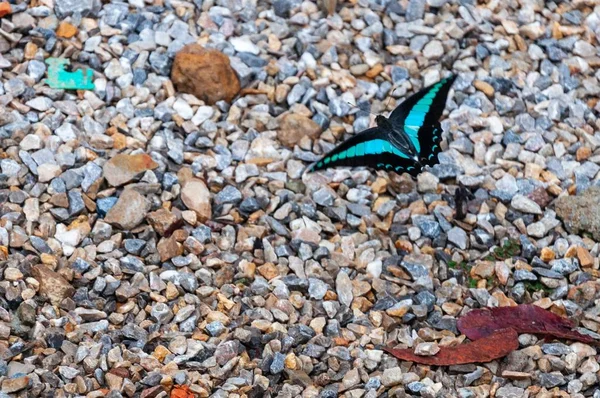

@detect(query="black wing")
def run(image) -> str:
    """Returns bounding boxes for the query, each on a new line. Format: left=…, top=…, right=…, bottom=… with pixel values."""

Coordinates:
left=305, top=127, right=421, bottom=176
left=389, top=75, right=456, bottom=166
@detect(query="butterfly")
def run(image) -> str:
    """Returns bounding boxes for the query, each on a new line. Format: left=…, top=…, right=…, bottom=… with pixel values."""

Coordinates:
left=306, top=75, right=457, bottom=177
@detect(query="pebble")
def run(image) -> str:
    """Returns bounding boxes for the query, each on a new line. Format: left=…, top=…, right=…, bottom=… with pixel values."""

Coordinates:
left=180, top=178, right=211, bottom=222
left=104, top=188, right=150, bottom=230
left=415, top=342, right=440, bottom=356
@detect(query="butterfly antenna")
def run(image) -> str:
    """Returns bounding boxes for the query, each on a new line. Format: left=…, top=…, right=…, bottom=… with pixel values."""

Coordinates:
left=346, top=101, right=378, bottom=118
left=385, top=86, right=401, bottom=111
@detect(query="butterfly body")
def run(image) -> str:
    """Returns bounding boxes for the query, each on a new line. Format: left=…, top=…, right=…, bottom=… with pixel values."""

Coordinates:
left=306, top=75, right=457, bottom=177
left=374, top=114, right=421, bottom=165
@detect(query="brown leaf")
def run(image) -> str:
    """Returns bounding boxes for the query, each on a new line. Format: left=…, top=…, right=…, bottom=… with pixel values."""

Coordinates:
left=457, top=304, right=596, bottom=344
left=382, top=328, right=519, bottom=366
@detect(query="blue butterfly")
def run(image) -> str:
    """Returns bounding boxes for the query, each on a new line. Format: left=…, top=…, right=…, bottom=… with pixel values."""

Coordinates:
left=306, top=75, right=457, bottom=177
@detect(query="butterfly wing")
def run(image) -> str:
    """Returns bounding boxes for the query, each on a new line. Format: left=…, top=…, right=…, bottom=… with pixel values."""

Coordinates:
left=389, top=75, right=456, bottom=166
left=306, top=127, right=420, bottom=176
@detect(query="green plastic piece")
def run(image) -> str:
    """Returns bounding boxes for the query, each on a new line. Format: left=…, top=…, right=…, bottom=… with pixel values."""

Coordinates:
left=45, top=58, right=95, bottom=90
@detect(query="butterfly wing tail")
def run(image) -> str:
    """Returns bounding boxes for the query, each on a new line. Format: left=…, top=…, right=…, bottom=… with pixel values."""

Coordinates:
left=422, top=121, right=444, bottom=167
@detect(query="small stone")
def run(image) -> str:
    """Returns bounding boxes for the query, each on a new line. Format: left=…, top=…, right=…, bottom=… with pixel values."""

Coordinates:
left=495, top=386, right=525, bottom=398
left=511, top=195, right=542, bottom=215
left=309, top=278, right=328, bottom=300
left=181, top=179, right=211, bottom=222
left=448, top=227, right=468, bottom=250
left=56, top=22, right=78, bottom=38
left=215, top=341, right=239, bottom=366
left=230, top=36, right=260, bottom=55
left=147, top=208, right=179, bottom=236
left=157, top=236, right=182, bottom=262
left=54, top=0, right=93, bottom=17
left=104, top=189, right=150, bottom=230
left=540, top=248, right=555, bottom=262
left=381, top=367, right=403, bottom=386
left=270, top=352, right=285, bottom=374
left=576, top=246, right=594, bottom=267
left=32, top=265, right=75, bottom=306
left=336, top=271, right=353, bottom=307
left=474, top=80, right=495, bottom=97
left=423, top=40, right=444, bottom=58
left=278, top=113, right=321, bottom=147
left=414, top=342, right=440, bottom=356
left=38, top=164, right=62, bottom=182
left=417, top=172, right=438, bottom=192
left=192, top=106, right=214, bottom=126
left=26, top=97, right=53, bottom=111
left=214, top=185, right=242, bottom=205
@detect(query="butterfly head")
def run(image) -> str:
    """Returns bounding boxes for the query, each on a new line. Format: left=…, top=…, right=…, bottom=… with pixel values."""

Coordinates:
left=375, top=115, right=391, bottom=129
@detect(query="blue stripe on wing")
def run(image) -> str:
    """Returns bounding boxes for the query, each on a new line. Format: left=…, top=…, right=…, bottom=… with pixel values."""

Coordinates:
left=306, top=128, right=418, bottom=174
left=388, top=75, right=457, bottom=168
left=402, top=80, right=445, bottom=152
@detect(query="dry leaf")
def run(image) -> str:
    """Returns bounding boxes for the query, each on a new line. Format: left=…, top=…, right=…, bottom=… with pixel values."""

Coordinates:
left=457, top=304, right=596, bottom=344
left=382, top=328, right=519, bottom=365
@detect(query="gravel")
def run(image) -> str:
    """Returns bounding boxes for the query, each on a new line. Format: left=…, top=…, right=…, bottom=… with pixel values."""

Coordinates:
left=1, top=0, right=600, bottom=397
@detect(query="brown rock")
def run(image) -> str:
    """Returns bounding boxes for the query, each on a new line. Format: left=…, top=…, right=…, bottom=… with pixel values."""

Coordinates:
left=257, top=263, right=279, bottom=280
left=104, top=188, right=150, bottom=230
left=555, top=186, right=600, bottom=240
left=32, top=265, right=75, bottom=306
left=365, top=63, right=383, bottom=78
left=576, top=246, right=594, bottom=267
left=157, top=236, right=182, bottom=262
left=495, top=261, right=510, bottom=285
left=56, top=22, right=78, bottom=38
left=147, top=208, right=179, bottom=236
left=278, top=113, right=321, bottom=147
left=577, top=146, right=592, bottom=161
left=473, top=80, right=494, bottom=97
left=2, top=376, right=29, bottom=393
left=50, top=192, right=69, bottom=208
left=103, top=153, right=158, bottom=187
left=181, top=179, right=211, bottom=222
left=567, top=281, right=597, bottom=305
left=105, top=373, right=123, bottom=391
left=171, top=44, right=240, bottom=105
left=540, top=247, right=555, bottom=262
left=527, top=187, right=551, bottom=208
left=470, top=261, right=495, bottom=279
left=140, top=386, right=164, bottom=398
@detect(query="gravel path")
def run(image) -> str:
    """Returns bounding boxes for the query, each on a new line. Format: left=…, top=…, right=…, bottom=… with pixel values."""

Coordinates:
left=1, top=0, right=600, bottom=397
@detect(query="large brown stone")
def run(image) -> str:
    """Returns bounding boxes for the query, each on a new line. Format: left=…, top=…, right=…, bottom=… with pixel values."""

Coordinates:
left=103, top=153, right=158, bottom=187
left=171, top=44, right=241, bottom=105
left=555, top=186, right=600, bottom=240
left=2, top=376, right=29, bottom=393
left=32, top=265, right=75, bottom=306
left=278, top=113, right=322, bottom=147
